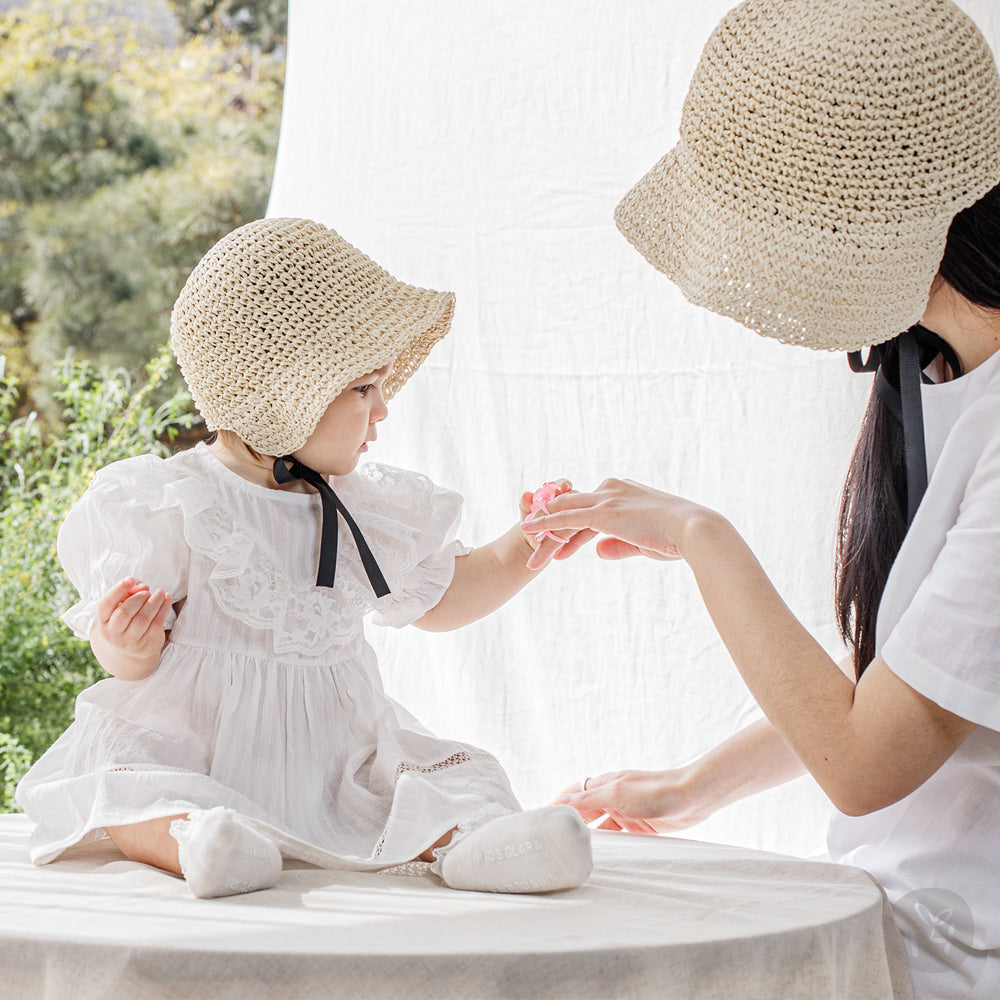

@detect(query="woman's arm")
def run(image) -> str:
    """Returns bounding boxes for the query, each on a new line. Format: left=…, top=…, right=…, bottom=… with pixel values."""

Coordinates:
left=89, top=577, right=173, bottom=681
left=556, top=717, right=808, bottom=833
left=525, top=479, right=976, bottom=816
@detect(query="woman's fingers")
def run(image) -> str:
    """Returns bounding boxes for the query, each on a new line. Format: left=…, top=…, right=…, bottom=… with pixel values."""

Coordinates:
left=594, top=536, right=681, bottom=562
left=550, top=782, right=605, bottom=823
left=522, top=484, right=630, bottom=545
left=552, top=528, right=599, bottom=560
left=521, top=479, right=595, bottom=569
left=555, top=771, right=680, bottom=835
left=594, top=537, right=645, bottom=560
left=524, top=478, right=694, bottom=561
left=555, top=774, right=623, bottom=816
left=612, top=813, right=659, bottom=835
left=556, top=778, right=660, bottom=834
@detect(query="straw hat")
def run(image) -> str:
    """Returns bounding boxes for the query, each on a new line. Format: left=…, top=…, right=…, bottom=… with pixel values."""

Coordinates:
left=615, top=0, right=1000, bottom=352
left=170, top=218, right=455, bottom=455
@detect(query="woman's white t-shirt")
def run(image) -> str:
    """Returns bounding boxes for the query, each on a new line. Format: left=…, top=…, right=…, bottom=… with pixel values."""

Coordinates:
left=827, top=347, right=1000, bottom=1000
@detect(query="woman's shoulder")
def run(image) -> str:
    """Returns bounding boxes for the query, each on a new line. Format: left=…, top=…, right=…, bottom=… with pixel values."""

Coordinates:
left=950, top=380, right=1000, bottom=463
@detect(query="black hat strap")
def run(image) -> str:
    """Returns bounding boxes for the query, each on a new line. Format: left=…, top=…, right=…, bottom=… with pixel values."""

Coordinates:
left=847, top=323, right=961, bottom=527
left=273, top=456, right=391, bottom=597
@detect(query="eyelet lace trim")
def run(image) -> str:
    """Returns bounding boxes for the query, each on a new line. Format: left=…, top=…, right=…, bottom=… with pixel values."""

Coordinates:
left=379, top=860, right=433, bottom=878
left=371, top=751, right=498, bottom=860
left=394, top=750, right=475, bottom=781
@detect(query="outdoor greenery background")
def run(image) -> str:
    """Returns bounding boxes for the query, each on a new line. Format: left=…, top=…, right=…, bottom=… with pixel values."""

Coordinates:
left=0, top=0, right=286, bottom=810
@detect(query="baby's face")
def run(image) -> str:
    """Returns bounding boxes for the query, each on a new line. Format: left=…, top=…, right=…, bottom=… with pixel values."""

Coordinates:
left=294, top=363, right=392, bottom=476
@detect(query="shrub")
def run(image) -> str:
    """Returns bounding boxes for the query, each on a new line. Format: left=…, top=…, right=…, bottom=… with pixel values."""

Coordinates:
left=0, top=348, right=193, bottom=810
left=0, top=1, right=284, bottom=392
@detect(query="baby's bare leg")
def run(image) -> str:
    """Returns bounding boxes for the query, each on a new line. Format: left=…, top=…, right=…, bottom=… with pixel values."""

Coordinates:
left=105, top=814, right=187, bottom=874
left=110, top=809, right=282, bottom=898
left=419, top=827, right=455, bottom=862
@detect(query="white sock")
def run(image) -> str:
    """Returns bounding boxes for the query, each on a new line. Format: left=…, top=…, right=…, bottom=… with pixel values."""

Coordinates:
left=438, top=805, right=592, bottom=894
left=170, top=807, right=282, bottom=899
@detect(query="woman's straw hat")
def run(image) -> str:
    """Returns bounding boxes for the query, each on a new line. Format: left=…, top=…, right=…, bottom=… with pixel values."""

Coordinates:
left=170, top=218, right=455, bottom=455
left=615, top=0, right=1000, bottom=351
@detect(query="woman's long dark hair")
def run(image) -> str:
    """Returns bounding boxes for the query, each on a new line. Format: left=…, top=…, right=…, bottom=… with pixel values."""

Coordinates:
left=835, top=182, right=1000, bottom=679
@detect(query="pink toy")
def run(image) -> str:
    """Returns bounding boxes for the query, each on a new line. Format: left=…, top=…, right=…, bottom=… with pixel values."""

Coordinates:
left=527, top=480, right=571, bottom=543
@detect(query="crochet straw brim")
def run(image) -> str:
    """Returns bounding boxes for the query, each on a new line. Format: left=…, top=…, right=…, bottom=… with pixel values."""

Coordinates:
left=614, top=143, right=957, bottom=353
left=614, top=0, right=1000, bottom=352
left=209, top=283, right=454, bottom=457
left=171, top=218, right=455, bottom=456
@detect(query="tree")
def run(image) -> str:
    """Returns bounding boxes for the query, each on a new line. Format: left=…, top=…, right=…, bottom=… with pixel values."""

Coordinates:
left=172, top=0, right=287, bottom=53
left=0, top=0, right=285, bottom=407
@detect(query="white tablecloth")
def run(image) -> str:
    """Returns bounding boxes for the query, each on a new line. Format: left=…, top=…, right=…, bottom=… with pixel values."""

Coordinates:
left=0, top=814, right=910, bottom=999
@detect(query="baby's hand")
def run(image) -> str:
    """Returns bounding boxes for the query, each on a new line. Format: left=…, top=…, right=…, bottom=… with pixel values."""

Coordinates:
left=93, top=577, right=173, bottom=662
left=520, top=479, right=576, bottom=570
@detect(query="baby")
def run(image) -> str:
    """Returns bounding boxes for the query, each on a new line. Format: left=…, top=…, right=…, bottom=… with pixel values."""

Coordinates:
left=16, top=218, right=592, bottom=897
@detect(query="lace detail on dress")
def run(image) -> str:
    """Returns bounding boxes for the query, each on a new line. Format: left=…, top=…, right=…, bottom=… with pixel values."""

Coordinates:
left=180, top=499, right=368, bottom=656
left=394, top=751, right=474, bottom=781
left=379, top=860, right=433, bottom=877
left=86, top=451, right=463, bottom=657
left=370, top=751, right=497, bottom=860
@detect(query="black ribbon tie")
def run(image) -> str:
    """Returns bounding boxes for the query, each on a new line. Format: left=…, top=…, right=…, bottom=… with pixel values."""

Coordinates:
left=273, top=456, right=391, bottom=597
left=847, top=323, right=961, bottom=528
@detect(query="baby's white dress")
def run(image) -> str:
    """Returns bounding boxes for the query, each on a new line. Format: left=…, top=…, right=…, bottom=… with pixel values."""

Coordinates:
left=16, top=443, right=520, bottom=867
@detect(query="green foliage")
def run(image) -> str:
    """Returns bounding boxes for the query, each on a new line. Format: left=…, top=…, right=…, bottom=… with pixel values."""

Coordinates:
left=0, top=734, right=32, bottom=813
left=0, top=349, right=193, bottom=811
left=23, top=146, right=274, bottom=370
left=0, top=0, right=285, bottom=395
left=172, top=0, right=287, bottom=52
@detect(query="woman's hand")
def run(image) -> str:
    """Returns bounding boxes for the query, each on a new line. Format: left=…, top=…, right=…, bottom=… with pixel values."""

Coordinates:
left=552, top=768, right=711, bottom=835
left=553, top=721, right=810, bottom=836
left=521, top=477, right=716, bottom=566
left=90, top=577, right=173, bottom=680
left=519, top=478, right=597, bottom=570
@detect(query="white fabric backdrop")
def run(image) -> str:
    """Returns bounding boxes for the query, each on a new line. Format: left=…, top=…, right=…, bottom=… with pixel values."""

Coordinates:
left=267, top=0, right=1000, bottom=857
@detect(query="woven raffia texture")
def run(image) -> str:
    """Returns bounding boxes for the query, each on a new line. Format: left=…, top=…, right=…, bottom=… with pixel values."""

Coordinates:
left=170, top=218, right=455, bottom=455
left=615, top=0, right=1000, bottom=351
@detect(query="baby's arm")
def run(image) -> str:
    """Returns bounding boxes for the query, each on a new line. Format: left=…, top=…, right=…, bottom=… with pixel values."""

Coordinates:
left=412, top=482, right=578, bottom=633
left=89, top=577, right=173, bottom=681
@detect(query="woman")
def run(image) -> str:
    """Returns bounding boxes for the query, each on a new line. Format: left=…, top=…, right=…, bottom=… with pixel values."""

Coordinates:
left=522, top=0, right=1000, bottom=996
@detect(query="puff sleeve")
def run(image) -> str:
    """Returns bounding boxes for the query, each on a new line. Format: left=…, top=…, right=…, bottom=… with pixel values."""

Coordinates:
left=56, top=455, right=191, bottom=640
left=351, top=464, right=471, bottom=629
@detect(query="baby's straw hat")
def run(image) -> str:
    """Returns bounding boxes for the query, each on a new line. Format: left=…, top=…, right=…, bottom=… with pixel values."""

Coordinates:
left=170, top=217, right=455, bottom=456
left=615, top=0, right=1000, bottom=351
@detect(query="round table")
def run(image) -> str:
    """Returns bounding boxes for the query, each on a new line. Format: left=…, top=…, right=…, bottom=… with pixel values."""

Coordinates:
left=0, top=814, right=910, bottom=999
